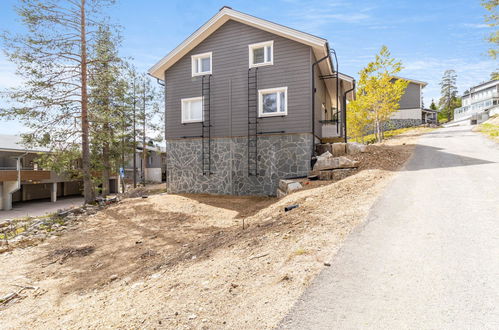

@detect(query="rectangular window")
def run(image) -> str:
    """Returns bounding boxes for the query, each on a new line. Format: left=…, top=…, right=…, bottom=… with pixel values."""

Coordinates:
left=258, top=87, right=287, bottom=117
left=249, top=41, right=273, bottom=67
left=191, top=52, right=212, bottom=76
left=181, top=97, right=203, bottom=123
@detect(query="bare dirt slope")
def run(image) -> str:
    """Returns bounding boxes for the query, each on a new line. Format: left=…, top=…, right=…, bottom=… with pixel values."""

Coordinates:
left=0, top=128, right=431, bottom=329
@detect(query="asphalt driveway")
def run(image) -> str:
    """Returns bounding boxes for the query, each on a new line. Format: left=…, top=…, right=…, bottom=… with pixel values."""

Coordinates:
left=280, top=126, right=499, bottom=329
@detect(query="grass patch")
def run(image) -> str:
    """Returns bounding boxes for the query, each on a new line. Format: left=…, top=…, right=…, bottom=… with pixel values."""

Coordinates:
left=477, top=123, right=499, bottom=140
left=349, top=127, right=420, bottom=144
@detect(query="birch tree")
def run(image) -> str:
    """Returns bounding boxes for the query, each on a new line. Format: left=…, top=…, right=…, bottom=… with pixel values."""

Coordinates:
left=347, top=46, right=408, bottom=143
left=1, top=0, right=115, bottom=203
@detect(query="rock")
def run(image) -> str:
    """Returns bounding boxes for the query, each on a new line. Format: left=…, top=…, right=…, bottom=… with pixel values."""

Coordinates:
left=188, top=314, right=197, bottom=320
left=318, top=171, right=334, bottom=180
left=313, top=154, right=359, bottom=171
left=276, top=188, right=287, bottom=198
left=316, top=151, right=332, bottom=161
left=278, top=180, right=302, bottom=193
left=315, top=143, right=333, bottom=155
left=109, top=274, right=118, bottom=281
left=333, top=168, right=356, bottom=180
left=331, top=143, right=346, bottom=156
left=346, top=142, right=367, bottom=155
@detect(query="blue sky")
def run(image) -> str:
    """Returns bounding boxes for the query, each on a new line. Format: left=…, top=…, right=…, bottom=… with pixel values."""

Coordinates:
left=0, top=0, right=497, bottom=134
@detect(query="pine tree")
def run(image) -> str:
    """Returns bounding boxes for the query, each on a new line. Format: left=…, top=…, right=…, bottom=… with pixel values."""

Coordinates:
left=89, top=24, right=126, bottom=196
left=430, top=99, right=438, bottom=110
left=438, top=70, right=459, bottom=122
left=1, top=0, right=115, bottom=203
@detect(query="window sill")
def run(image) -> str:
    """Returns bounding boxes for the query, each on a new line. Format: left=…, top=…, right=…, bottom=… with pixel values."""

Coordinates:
left=258, top=113, right=287, bottom=118
left=192, top=72, right=212, bottom=77
left=181, top=120, right=204, bottom=124
left=250, top=62, right=273, bottom=69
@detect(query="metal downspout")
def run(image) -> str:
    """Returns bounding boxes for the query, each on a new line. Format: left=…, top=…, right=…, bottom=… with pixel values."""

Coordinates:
left=343, top=80, right=356, bottom=143
left=311, top=53, right=330, bottom=162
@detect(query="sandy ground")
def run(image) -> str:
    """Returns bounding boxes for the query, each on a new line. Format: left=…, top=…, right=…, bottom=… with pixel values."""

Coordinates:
left=0, top=128, right=432, bottom=329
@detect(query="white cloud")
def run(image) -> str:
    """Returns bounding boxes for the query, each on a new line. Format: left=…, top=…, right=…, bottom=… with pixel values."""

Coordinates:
left=463, top=23, right=490, bottom=29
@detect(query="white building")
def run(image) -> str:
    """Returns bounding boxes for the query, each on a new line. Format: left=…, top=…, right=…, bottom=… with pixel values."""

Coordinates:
left=454, top=79, right=499, bottom=124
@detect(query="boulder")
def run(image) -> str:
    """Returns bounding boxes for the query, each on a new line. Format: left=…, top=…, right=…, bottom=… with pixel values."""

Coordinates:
left=333, top=168, right=356, bottom=180
left=316, top=143, right=333, bottom=156
left=346, top=142, right=367, bottom=155
left=278, top=179, right=303, bottom=193
left=276, top=188, right=287, bottom=198
left=318, top=171, right=334, bottom=180
left=313, top=153, right=359, bottom=171
left=331, top=143, right=346, bottom=156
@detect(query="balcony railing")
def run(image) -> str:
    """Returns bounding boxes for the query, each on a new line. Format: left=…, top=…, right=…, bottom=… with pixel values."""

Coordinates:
left=0, top=170, right=51, bottom=182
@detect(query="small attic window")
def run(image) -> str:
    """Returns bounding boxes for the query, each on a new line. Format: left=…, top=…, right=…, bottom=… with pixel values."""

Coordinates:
left=191, top=52, right=212, bottom=76
left=249, top=41, right=273, bottom=68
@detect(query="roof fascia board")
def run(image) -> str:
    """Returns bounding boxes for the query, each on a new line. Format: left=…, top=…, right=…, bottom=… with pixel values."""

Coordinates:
left=149, top=8, right=329, bottom=79
left=392, top=75, right=428, bottom=87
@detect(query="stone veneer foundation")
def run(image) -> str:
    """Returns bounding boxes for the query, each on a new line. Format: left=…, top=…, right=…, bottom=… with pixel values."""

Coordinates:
left=166, top=133, right=313, bottom=196
left=383, top=119, right=423, bottom=130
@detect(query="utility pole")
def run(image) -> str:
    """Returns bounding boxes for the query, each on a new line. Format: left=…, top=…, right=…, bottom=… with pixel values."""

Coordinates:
left=132, top=80, right=137, bottom=188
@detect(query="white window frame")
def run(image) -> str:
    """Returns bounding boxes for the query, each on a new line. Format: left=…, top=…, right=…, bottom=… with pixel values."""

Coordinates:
left=181, top=96, right=203, bottom=123
left=191, top=52, right=212, bottom=77
left=258, top=87, right=287, bottom=117
left=249, top=41, right=273, bottom=68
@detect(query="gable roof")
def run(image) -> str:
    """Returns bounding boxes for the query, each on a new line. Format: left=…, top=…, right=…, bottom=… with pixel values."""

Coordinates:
left=148, top=6, right=334, bottom=80
left=392, top=76, right=428, bottom=87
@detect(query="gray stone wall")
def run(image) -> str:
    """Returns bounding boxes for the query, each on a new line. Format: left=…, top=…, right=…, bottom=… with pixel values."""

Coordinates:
left=382, top=119, right=422, bottom=131
left=167, top=133, right=312, bottom=196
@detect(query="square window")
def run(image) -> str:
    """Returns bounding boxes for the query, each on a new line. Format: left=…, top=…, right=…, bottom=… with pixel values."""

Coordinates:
left=258, top=87, right=287, bottom=117
left=249, top=41, right=273, bottom=67
left=181, top=97, right=203, bottom=123
left=191, top=52, right=212, bottom=76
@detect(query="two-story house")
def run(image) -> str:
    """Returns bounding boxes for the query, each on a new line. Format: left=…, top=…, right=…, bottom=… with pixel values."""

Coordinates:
left=388, top=76, right=436, bottom=129
left=149, top=7, right=355, bottom=195
left=454, top=79, right=499, bottom=124
left=0, top=134, right=119, bottom=211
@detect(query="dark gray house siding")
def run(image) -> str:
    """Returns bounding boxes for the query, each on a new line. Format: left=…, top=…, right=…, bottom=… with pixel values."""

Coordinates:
left=384, top=81, right=424, bottom=130
left=165, top=20, right=313, bottom=139
left=399, top=82, right=422, bottom=109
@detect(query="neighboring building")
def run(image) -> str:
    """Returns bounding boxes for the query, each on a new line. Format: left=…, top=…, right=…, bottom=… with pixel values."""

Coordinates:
left=124, top=143, right=166, bottom=184
left=0, top=135, right=118, bottom=211
left=454, top=79, right=499, bottom=124
left=149, top=7, right=354, bottom=196
left=389, top=76, right=436, bottom=128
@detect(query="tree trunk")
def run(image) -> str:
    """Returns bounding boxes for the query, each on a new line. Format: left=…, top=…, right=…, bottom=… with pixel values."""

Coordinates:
left=132, top=82, right=137, bottom=188
left=142, top=81, right=147, bottom=186
left=375, top=117, right=382, bottom=143
left=80, top=0, right=94, bottom=204
left=102, top=123, right=110, bottom=196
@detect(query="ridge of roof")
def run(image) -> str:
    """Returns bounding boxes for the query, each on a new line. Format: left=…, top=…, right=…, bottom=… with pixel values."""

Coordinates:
left=149, top=7, right=331, bottom=79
